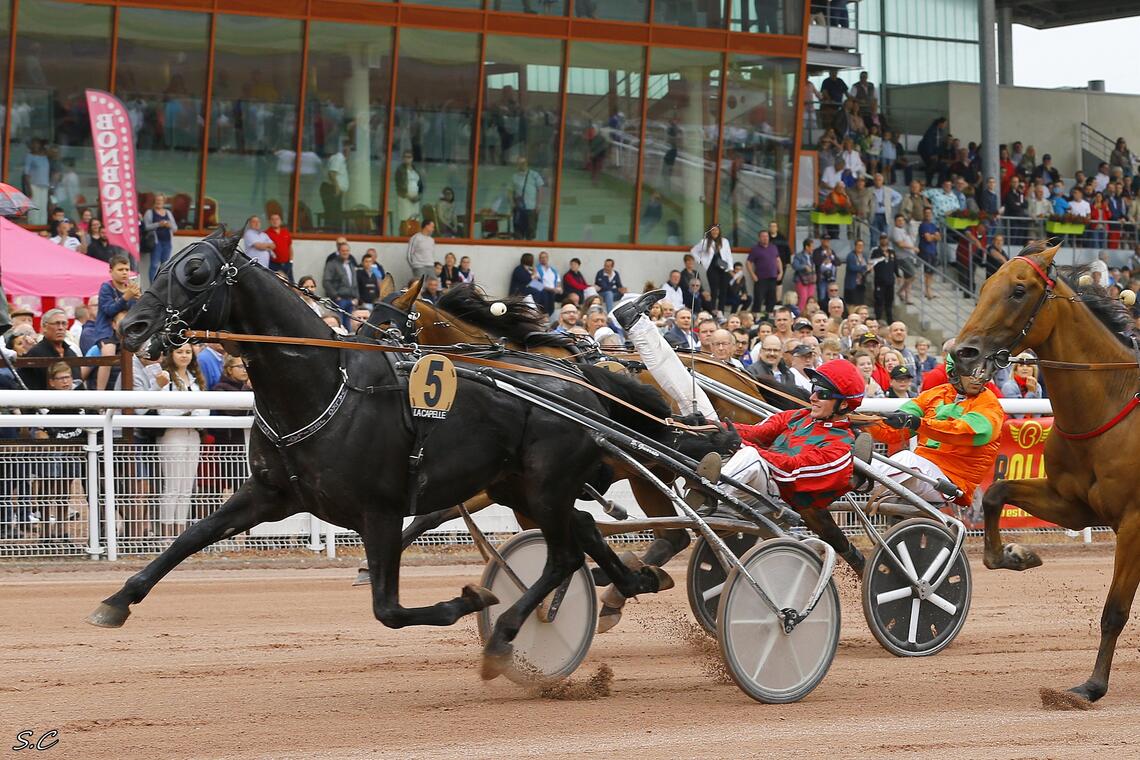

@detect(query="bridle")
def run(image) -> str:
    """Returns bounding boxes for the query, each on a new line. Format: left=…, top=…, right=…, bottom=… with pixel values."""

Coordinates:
left=147, top=235, right=257, bottom=353
left=979, top=255, right=1058, bottom=373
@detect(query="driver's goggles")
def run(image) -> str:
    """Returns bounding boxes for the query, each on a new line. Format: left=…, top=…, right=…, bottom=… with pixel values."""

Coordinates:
left=811, top=383, right=842, bottom=400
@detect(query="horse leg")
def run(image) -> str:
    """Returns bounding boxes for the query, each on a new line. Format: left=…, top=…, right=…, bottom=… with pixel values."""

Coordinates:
left=568, top=509, right=673, bottom=598
left=596, top=477, right=688, bottom=632
left=481, top=510, right=584, bottom=680
left=801, top=507, right=864, bottom=575
left=88, top=481, right=291, bottom=627
left=1067, top=515, right=1140, bottom=703
left=981, top=478, right=1095, bottom=571
left=363, top=511, right=497, bottom=629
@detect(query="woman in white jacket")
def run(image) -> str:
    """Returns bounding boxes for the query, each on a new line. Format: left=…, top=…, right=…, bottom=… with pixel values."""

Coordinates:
left=157, top=344, right=209, bottom=536
left=689, top=223, right=733, bottom=315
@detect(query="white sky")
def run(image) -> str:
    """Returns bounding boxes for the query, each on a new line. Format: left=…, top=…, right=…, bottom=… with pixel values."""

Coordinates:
left=1013, top=18, right=1140, bottom=94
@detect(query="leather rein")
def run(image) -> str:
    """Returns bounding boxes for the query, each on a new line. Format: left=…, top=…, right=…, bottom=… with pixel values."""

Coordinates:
left=182, top=328, right=720, bottom=435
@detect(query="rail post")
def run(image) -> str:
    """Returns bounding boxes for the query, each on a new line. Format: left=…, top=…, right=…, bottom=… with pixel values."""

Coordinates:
left=85, top=429, right=103, bottom=559
left=307, top=513, right=323, bottom=552
left=325, top=521, right=336, bottom=558
left=101, top=412, right=119, bottom=562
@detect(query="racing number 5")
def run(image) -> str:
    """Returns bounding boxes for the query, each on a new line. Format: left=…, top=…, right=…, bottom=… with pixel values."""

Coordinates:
left=423, top=359, right=444, bottom=408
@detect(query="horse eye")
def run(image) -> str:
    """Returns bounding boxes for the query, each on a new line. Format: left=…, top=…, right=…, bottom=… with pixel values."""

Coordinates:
left=1012, top=285, right=1026, bottom=299
left=184, top=258, right=213, bottom=286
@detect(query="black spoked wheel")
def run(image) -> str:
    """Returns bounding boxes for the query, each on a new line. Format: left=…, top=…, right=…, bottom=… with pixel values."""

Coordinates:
left=861, top=518, right=972, bottom=657
left=686, top=531, right=761, bottom=635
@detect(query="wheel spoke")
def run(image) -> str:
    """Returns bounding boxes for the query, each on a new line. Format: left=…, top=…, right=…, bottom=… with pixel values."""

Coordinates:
left=896, top=541, right=919, bottom=583
left=920, top=546, right=951, bottom=584
left=906, top=597, right=921, bottom=643
left=876, top=586, right=913, bottom=606
left=749, top=628, right=781, bottom=681
left=927, top=592, right=958, bottom=616
left=702, top=581, right=725, bottom=602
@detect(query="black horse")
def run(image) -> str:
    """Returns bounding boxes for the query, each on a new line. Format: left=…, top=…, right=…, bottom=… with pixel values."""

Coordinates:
left=94, top=229, right=713, bottom=679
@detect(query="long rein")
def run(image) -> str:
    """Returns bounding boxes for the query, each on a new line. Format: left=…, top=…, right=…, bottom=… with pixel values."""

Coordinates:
left=184, top=328, right=721, bottom=435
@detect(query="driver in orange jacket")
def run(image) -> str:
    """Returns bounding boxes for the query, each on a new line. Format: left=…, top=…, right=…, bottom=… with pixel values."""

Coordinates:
left=868, top=353, right=1005, bottom=501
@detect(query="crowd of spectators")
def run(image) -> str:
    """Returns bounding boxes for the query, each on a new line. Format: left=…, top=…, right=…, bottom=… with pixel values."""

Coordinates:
left=810, top=69, right=1140, bottom=280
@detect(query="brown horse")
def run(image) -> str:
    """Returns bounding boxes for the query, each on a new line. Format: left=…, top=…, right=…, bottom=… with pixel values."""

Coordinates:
left=372, top=279, right=865, bottom=582
left=953, top=241, right=1140, bottom=705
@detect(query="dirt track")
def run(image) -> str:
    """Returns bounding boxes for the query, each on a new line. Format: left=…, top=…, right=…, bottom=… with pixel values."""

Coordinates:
left=5, top=546, right=1140, bottom=759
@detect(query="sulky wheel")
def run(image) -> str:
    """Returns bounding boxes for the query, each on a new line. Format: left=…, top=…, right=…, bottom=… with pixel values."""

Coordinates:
left=861, top=517, right=972, bottom=657
left=686, top=531, right=762, bottom=635
left=717, top=538, right=841, bottom=704
left=476, top=530, right=597, bottom=685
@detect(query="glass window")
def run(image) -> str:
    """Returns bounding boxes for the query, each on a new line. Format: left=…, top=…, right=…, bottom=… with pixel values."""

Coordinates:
left=716, top=55, right=798, bottom=251
left=115, top=8, right=210, bottom=229
left=204, top=15, right=303, bottom=230
left=404, top=0, right=482, bottom=9
left=884, top=37, right=978, bottom=86
left=637, top=47, right=722, bottom=246
left=299, top=23, right=393, bottom=235
left=885, top=0, right=977, bottom=40
left=859, top=0, right=881, bottom=32
left=576, top=0, right=648, bottom=22
left=556, top=42, right=644, bottom=244
left=390, top=29, right=480, bottom=238
left=7, top=1, right=111, bottom=226
left=0, top=1, right=9, bottom=177
left=728, top=0, right=803, bottom=35
left=489, top=0, right=566, bottom=14
left=654, top=0, right=726, bottom=29
left=476, top=36, right=562, bottom=242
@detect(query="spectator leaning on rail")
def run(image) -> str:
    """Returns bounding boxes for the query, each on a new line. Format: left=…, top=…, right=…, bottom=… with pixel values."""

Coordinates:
left=867, top=351, right=1005, bottom=504
left=19, top=308, right=79, bottom=391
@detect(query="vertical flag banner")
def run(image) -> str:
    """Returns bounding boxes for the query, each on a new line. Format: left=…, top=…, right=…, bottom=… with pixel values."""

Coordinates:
left=85, top=90, right=140, bottom=259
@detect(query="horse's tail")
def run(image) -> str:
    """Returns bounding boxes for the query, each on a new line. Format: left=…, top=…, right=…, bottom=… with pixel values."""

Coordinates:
left=579, top=364, right=670, bottom=440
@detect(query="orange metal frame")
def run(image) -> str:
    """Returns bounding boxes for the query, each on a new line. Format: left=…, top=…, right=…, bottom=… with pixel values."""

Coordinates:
left=8, top=0, right=807, bottom=251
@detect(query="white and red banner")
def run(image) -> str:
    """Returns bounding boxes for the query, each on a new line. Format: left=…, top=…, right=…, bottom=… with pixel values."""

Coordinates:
left=85, top=89, right=140, bottom=259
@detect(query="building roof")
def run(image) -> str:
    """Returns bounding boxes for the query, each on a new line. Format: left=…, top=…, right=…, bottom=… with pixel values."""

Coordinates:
left=1000, top=1, right=1136, bottom=29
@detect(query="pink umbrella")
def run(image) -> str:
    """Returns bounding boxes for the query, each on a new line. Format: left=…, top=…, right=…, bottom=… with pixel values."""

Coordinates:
left=0, top=182, right=36, bottom=217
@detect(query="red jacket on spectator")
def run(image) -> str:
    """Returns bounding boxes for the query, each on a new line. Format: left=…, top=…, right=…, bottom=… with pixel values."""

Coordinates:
left=265, top=226, right=293, bottom=265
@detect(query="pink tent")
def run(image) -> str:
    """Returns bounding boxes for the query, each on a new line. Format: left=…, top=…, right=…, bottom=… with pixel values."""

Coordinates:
left=0, top=216, right=111, bottom=298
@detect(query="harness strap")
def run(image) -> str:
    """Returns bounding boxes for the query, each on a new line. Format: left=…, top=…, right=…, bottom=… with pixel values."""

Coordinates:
left=1054, top=394, right=1140, bottom=440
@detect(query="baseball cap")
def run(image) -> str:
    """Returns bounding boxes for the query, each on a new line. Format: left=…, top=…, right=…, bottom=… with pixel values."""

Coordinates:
left=890, top=365, right=913, bottom=380
left=792, top=318, right=813, bottom=331
left=856, top=331, right=881, bottom=345
left=10, top=306, right=35, bottom=318
left=790, top=344, right=816, bottom=357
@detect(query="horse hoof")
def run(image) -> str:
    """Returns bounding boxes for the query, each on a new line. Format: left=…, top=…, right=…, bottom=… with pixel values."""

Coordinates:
left=86, top=602, right=130, bottom=628
left=1040, top=686, right=1096, bottom=710
left=646, top=566, right=675, bottom=593
left=1004, top=543, right=1043, bottom=571
left=462, top=584, right=499, bottom=610
left=597, top=605, right=622, bottom=634
left=618, top=551, right=645, bottom=571
left=480, top=647, right=512, bottom=681
left=351, top=568, right=371, bottom=587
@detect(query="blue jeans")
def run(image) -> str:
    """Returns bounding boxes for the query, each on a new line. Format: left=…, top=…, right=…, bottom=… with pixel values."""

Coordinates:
left=601, top=290, right=616, bottom=312
left=335, top=298, right=354, bottom=331
left=269, top=260, right=294, bottom=283
left=149, top=238, right=173, bottom=282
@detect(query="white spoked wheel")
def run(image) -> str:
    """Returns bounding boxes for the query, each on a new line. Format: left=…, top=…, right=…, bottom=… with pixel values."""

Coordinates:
left=717, top=538, right=841, bottom=704
left=861, top=518, right=972, bottom=657
left=476, top=530, right=597, bottom=685
left=686, top=532, right=761, bottom=635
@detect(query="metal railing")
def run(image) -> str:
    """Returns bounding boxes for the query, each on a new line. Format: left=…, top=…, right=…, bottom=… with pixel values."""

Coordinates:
left=0, top=391, right=1085, bottom=561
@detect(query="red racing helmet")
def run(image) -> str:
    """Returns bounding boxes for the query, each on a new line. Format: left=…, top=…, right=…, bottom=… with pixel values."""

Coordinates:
left=805, top=359, right=866, bottom=404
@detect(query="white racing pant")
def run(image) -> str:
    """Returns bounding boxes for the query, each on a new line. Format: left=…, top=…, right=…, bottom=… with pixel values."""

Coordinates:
left=721, top=446, right=781, bottom=502
left=623, top=314, right=719, bottom=421
left=866, top=449, right=950, bottom=503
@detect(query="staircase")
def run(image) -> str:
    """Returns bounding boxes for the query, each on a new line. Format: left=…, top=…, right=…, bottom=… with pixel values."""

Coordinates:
left=1080, top=122, right=1115, bottom=177
left=896, top=264, right=977, bottom=349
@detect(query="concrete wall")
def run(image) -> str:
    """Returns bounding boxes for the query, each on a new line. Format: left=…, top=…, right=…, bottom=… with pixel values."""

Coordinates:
left=888, top=81, right=1140, bottom=177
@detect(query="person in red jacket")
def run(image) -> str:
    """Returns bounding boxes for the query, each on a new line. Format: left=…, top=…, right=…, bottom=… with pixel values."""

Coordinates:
left=264, top=212, right=294, bottom=283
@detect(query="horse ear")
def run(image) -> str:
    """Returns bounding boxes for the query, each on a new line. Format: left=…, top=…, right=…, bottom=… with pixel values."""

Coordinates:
left=393, top=276, right=424, bottom=311
left=1037, top=242, right=1061, bottom=269
left=378, top=273, right=396, bottom=300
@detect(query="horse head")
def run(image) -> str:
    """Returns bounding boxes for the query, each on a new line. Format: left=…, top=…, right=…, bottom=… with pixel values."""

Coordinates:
left=120, top=227, right=245, bottom=353
left=954, top=240, right=1062, bottom=383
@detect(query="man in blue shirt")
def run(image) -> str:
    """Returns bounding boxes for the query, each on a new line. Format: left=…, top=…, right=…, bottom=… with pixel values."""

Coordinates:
left=917, top=207, right=941, bottom=300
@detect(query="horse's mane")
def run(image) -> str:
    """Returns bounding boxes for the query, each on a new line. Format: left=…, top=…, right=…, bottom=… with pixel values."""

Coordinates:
left=435, top=284, right=572, bottom=347
left=1018, top=241, right=1134, bottom=347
